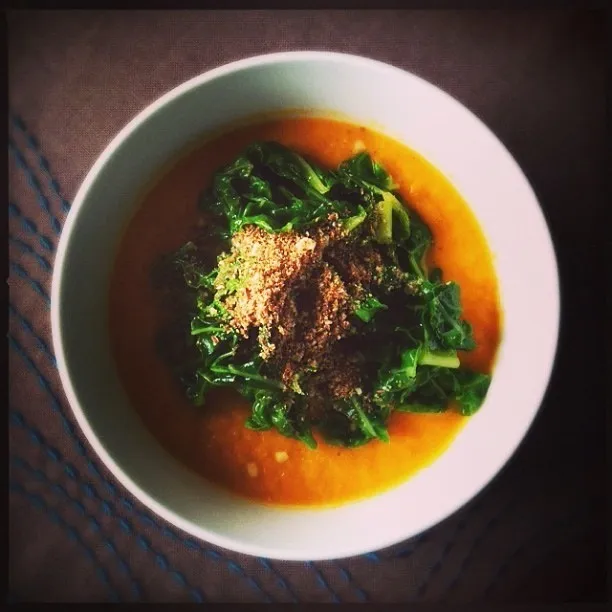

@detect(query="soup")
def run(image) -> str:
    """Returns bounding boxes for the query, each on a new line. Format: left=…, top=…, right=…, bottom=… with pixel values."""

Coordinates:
left=109, top=116, right=501, bottom=507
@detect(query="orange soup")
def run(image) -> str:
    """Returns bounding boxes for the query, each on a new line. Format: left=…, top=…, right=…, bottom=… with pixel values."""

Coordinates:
left=109, top=117, right=501, bottom=508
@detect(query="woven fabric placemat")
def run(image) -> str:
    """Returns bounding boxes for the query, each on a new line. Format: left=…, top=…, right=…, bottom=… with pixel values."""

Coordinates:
left=7, top=9, right=606, bottom=603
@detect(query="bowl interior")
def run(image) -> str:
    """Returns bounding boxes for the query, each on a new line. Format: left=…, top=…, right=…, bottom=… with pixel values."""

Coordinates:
left=52, top=52, right=559, bottom=560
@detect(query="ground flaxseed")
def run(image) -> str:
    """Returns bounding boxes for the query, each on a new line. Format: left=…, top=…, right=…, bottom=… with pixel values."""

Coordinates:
left=213, top=215, right=381, bottom=399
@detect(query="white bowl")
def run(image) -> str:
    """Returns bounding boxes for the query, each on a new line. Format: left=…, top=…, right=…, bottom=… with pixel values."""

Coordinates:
left=51, top=51, right=559, bottom=561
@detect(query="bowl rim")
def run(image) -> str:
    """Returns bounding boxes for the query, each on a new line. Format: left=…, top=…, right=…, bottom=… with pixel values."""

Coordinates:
left=51, top=50, right=560, bottom=560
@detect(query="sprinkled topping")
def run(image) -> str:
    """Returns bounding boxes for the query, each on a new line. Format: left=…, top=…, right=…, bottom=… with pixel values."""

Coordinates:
left=212, top=216, right=383, bottom=400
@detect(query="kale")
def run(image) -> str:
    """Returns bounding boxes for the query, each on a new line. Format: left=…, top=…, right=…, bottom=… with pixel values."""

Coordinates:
left=353, top=294, right=387, bottom=323
left=171, top=142, right=492, bottom=448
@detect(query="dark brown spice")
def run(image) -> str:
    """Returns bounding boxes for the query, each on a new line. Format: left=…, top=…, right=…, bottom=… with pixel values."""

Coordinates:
left=214, top=216, right=381, bottom=400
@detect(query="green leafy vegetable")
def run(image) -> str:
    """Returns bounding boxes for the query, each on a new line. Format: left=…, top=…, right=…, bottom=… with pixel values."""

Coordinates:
left=353, top=294, right=387, bottom=323
left=421, top=281, right=477, bottom=351
left=169, top=142, right=493, bottom=449
left=245, top=390, right=317, bottom=449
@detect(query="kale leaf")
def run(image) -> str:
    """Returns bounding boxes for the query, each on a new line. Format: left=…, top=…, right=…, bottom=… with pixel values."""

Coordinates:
left=171, top=142, right=493, bottom=448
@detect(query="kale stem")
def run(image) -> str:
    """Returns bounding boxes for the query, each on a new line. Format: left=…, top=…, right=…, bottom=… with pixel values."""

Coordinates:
left=418, top=350, right=460, bottom=368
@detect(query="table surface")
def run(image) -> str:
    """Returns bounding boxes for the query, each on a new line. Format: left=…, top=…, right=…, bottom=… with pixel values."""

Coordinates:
left=7, top=9, right=606, bottom=604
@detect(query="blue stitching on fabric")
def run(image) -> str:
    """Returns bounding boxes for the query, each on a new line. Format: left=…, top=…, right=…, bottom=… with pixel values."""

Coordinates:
left=161, top=526, right=178, bottom=541
left=10, top=112, right=72, bottom=214
left=9, top=395, right=276, bottom=604
left=8, top=447, right=202, bottom=602
left=305, top=562, right=341, bottom=603
left=171, top=570, right=188, bottom=587
left=8, top=308, right=287, bottom=604
left=335, top=565, right=368, bottom=601
left=8, top=333, right=74, bottom=429
left=442, top=495, right=521, bottom=597
left=201, top=550, right=273, bottom=602
left=8, top=200, right=55, bottom=252
left=255, top=558, right=300, bottom=602
left=139, top=514, right=155, bottom=529
left=9, top=261, right=50, bottom=306
left=8, top=138, right=62, bottom=234
left=9, top=480, right=121, bottom=602
left=8, top=302, right=56, bottom=367
left=11, top=455, right=142, bottom=600
left=9, top=235, right=51, bottom=272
